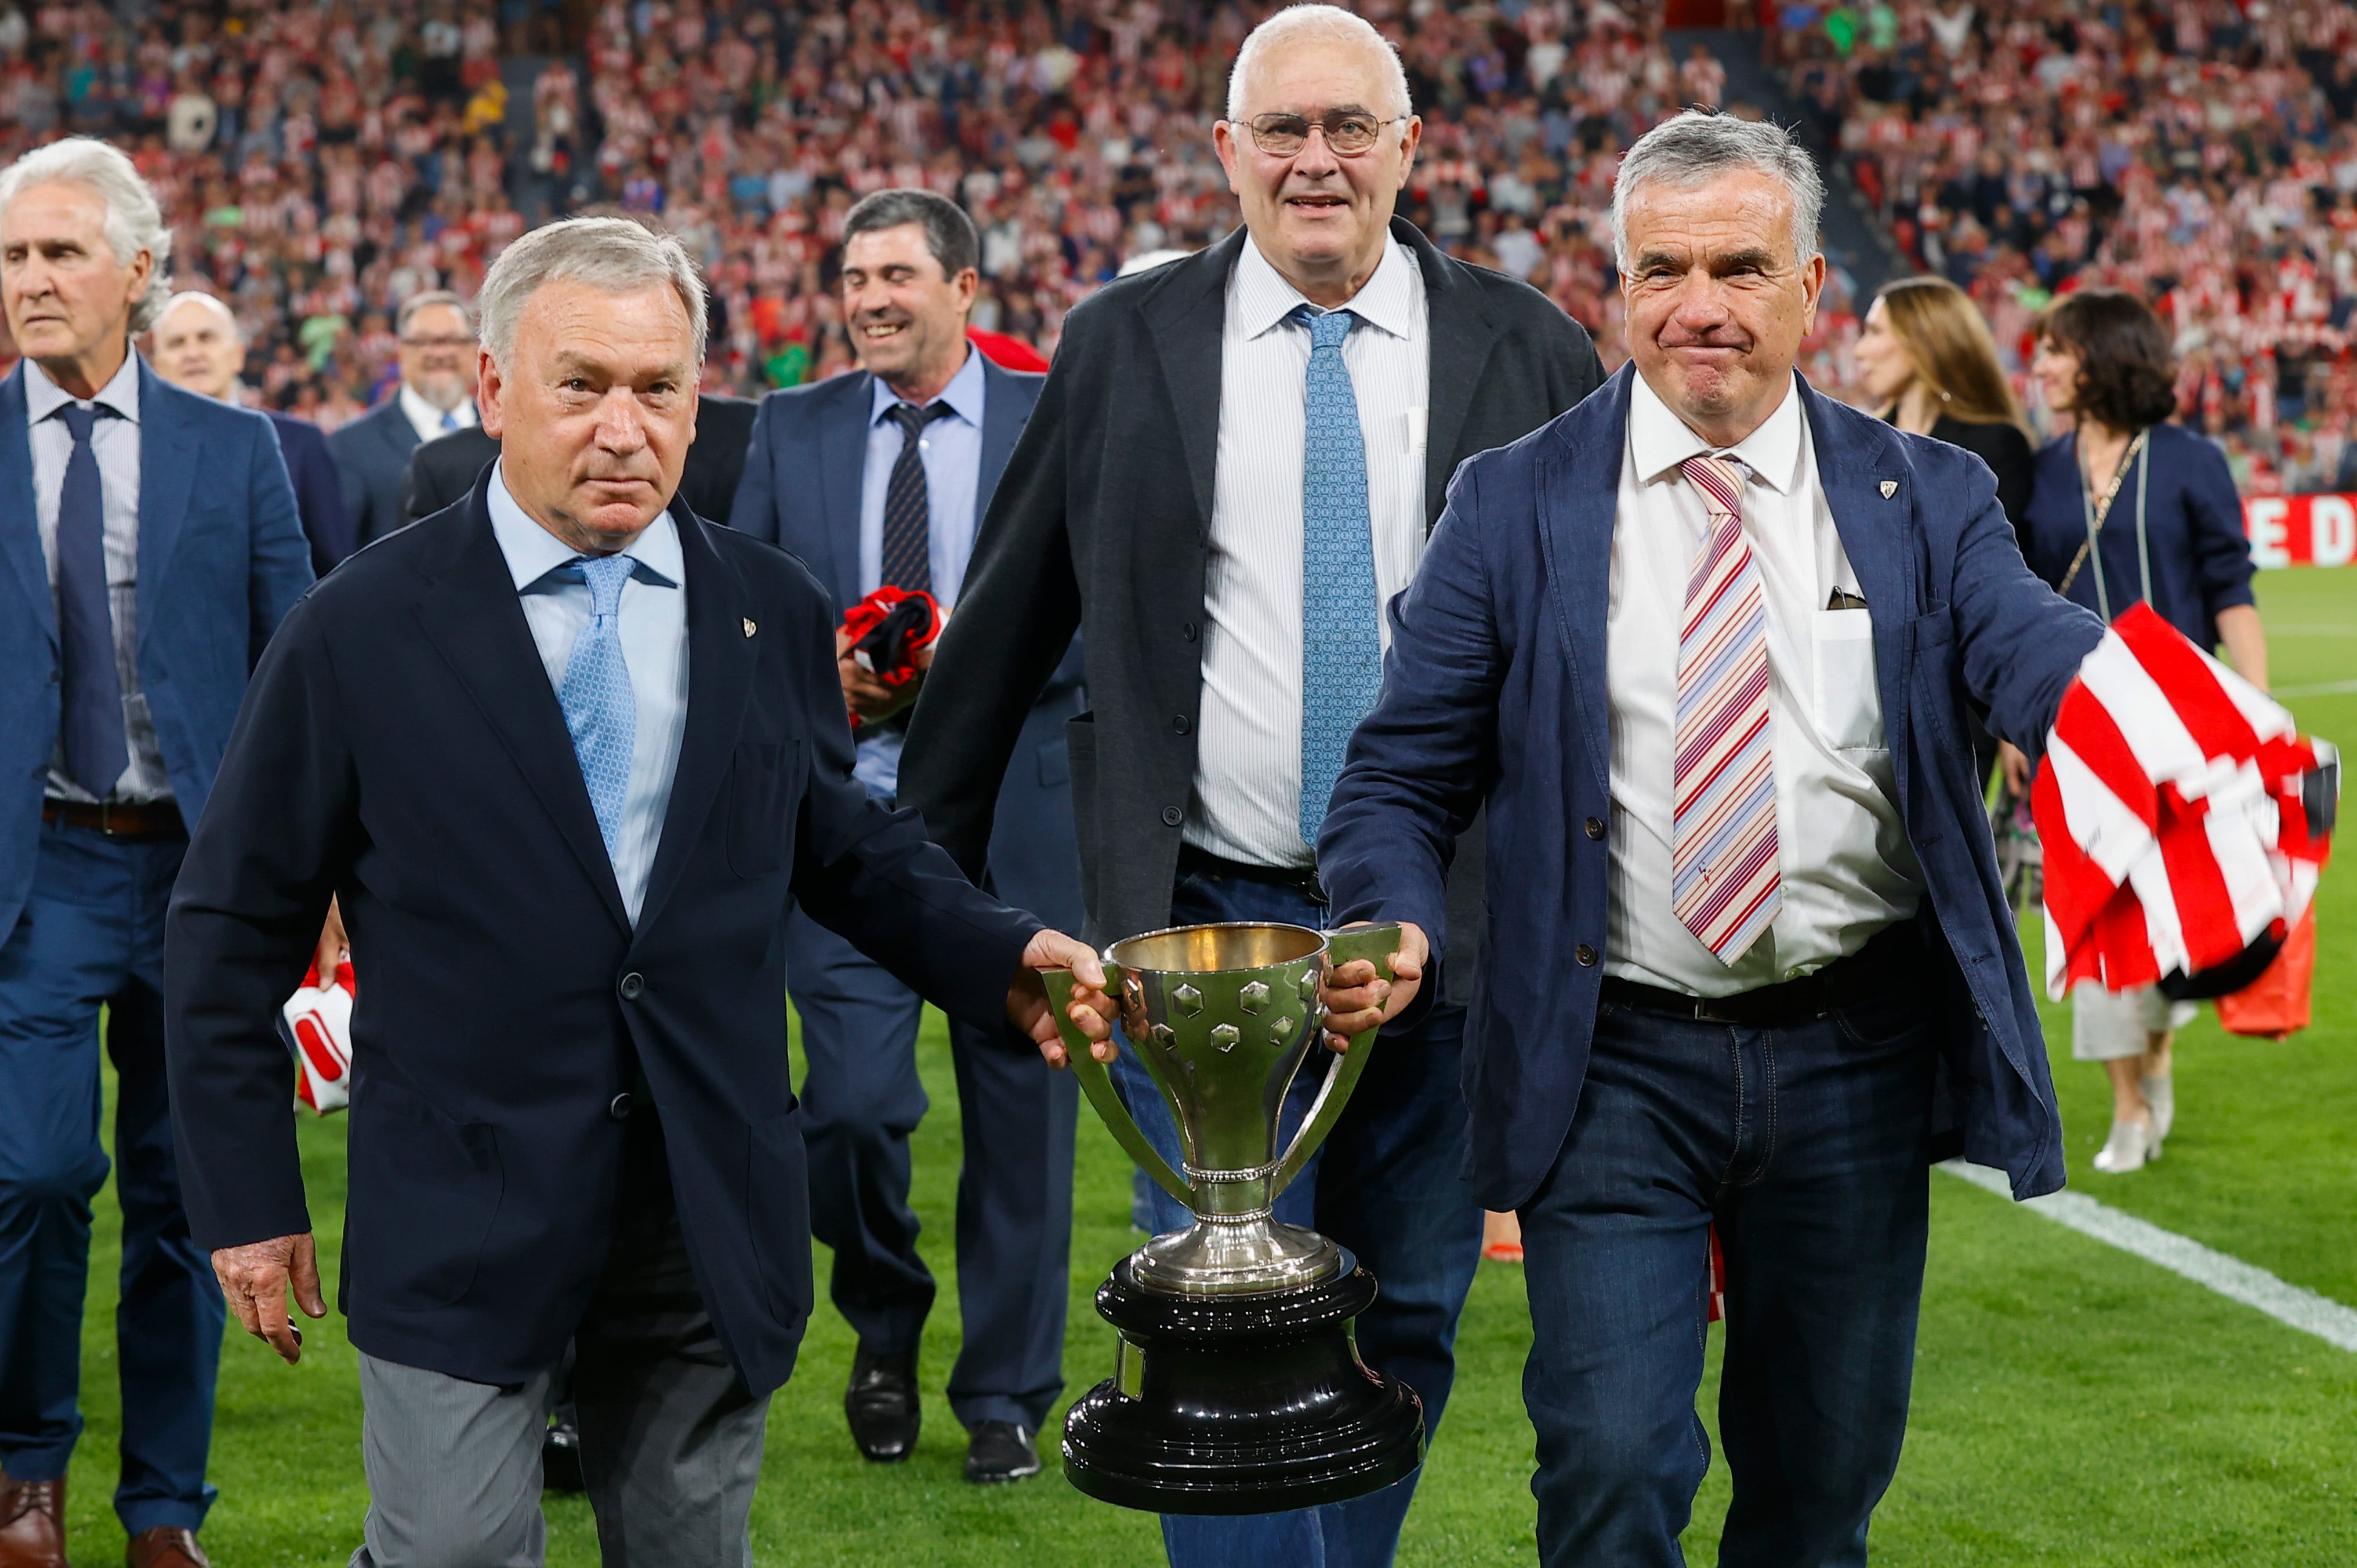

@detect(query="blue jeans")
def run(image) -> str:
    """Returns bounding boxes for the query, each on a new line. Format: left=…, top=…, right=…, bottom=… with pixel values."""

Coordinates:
left=1521, top=986, right=1941, bottom=1567
left=0, top=820, right=224, bottom=1533
left=1108, top=865, right=1482, bottom=1568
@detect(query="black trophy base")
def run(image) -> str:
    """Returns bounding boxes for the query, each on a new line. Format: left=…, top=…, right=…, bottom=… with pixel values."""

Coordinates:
left=1061, top=1254, right=1426, bottom=1515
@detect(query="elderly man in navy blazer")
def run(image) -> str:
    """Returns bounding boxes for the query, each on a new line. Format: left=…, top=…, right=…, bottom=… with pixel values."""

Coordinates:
left=327, top=289, right=478, bottom=549
left=730, top=187, right=1081, bottom=1485
left=164, top=215, right=1107, bottom=1568
left=0, top=139, right=310, bottom=1568
left=1318, top=112, right=2108, bottom=1567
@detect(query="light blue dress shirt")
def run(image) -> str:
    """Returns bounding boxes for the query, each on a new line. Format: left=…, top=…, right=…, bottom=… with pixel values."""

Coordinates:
left=853, top=345, right=987, bottom=800
left=487, top=461, right=690, bottom=925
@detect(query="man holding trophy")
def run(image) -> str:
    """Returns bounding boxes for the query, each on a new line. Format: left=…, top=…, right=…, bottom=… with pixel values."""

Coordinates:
left=903, top=5, right=1601, bottom=1564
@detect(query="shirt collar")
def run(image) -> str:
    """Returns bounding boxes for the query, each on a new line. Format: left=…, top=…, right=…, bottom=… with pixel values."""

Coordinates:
left=1627, top=368, right=1807, bottom=496
left=869, top=340, right=987, bottom=431
left=25, top=348, right=142, bottom=427
left=1233, top=230, right=1417, bottom=342
left=487, top=458, right=683, bottom=594
left=400, top=382, right=475, bottom=436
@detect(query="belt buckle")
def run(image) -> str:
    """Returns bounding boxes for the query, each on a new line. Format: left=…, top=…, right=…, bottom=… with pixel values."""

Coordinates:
left=97, top=800, right=118, bottom=837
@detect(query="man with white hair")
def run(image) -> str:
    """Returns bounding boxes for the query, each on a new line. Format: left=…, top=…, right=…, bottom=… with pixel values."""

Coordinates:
left=151, top=291, right=356, bottom=574
left=161, top=216, right=1112, bottom=1567
left=903, top=6, right=1603, bottom=1565
left=329, top=288, right=478, bottom=548
left=0, top=137, right=310, bottom=1568
left=1315, top=110, right=2108, bottom=1564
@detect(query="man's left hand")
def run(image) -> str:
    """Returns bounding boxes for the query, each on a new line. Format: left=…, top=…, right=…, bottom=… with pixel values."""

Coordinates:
left=1320, top=921, right=1429, bottom=1052
left=1007, top=929, right=1116, bottom=1066
left=314, top=896, right=349, bottom=981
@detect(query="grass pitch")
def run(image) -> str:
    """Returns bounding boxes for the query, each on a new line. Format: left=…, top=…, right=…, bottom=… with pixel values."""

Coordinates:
left=61, top=567, right=2357, bottom=1565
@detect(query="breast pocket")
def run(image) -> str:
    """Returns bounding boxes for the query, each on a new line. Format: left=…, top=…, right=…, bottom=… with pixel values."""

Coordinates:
left=726, top=739, right=805, bottom=876
left=1811, top=608, right=1884, bottom=752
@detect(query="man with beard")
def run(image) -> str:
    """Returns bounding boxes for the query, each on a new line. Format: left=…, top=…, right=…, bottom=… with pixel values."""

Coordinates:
left=329, top=289, right=477, bottom=547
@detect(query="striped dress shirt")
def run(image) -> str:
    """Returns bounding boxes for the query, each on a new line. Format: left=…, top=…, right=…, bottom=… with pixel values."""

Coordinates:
left=1191, top=233, right=1429, bottom=870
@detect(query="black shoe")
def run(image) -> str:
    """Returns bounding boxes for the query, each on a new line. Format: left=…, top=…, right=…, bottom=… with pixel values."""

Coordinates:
left=845, top=1344, right=920, bottom=1462
left=541, top=1415, right=585, bottom=1493
left=963, top=1420, right=1043, bottom=1484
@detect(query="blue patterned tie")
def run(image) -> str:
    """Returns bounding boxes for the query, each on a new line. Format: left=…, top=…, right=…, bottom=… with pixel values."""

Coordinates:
left=55, top=403, right=128, bottom=797
left=559, top=554, right=639, bottom=863
left=1292, top=304, right=1382, bottom=850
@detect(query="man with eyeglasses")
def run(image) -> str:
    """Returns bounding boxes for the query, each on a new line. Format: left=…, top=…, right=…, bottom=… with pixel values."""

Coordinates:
left=329, top=289, right=479, bottom=548
left=901, top=6, right=1603, bottom=1566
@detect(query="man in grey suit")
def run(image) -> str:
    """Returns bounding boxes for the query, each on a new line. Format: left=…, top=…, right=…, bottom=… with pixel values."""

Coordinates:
left=731, top=189, right=1082, bottom=1486
left=902, top=8, right=1604, bottom=1566
left=328, top=291, right=477, bottom=548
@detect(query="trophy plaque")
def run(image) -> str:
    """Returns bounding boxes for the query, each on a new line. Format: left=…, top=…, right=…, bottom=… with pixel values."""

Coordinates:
left=1042, top=921, right=1426, bottom=1514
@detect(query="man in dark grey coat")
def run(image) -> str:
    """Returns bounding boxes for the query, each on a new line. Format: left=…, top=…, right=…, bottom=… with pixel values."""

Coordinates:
left=901, top=8, right=1605, bottom=1566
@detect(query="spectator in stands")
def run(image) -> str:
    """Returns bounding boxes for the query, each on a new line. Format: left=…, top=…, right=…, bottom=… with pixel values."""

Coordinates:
left=328, top=289, right=476, bottom=549
left=2012, top=288, right=2266, bottom=1177
left=0, top=134, right=310, bottom=1568
left=901, top=7, right=1605, bottom=1563
left=151, top=289, right=353, bottom=574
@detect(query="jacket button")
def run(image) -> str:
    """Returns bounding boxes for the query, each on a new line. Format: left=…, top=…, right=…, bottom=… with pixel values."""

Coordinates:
left=1181, top=622, right=1199, bottom=642
left=608, top=1091, right=635, bottom=1120
left=1584, top=816, right=1605, bottom=840
left=1160, top=805, right=1184, bottom=827
left=1575, top=944, right=1597, bottom=966
left=1172, top=715, right=1191, bottom=735
left=618, top=972, right=644, bottom=1000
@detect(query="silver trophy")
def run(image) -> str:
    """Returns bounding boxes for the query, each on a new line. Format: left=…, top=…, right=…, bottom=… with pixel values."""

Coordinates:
left=1043, top=921, right=1426, bottom=1513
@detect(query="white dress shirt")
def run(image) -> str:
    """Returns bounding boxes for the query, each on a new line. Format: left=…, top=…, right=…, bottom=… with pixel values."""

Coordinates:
left=399, top=382, right=477, bottom=444
left=1192, top=233, right=1430, bottom=868
left=28, top=353, right=171, bottom=804
left=1605, top=372, right=1923, bottom=996
left=487, top=461, right=690, bottom=925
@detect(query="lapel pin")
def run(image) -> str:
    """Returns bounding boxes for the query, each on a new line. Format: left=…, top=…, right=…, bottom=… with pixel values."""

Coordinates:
left=742, top=618, right=757, bottom=638
left=1879, top=480, right=1898, bottom=499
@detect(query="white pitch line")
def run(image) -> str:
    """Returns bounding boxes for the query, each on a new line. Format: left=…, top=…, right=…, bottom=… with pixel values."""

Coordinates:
left=1937, top=1160, right=2357, bottom=1353
left=2272, top=677, right=2357, bottom=699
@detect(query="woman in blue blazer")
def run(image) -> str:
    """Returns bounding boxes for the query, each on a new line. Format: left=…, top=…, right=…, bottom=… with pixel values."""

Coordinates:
left=2015, top=288, right=2267, bottom=1177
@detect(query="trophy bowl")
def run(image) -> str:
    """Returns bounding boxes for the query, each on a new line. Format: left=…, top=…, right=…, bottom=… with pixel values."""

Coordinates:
left=1043, top=921, right=1427, bottom=1515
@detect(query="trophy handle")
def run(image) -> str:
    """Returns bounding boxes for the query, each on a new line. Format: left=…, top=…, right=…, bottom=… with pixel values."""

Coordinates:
left=1042, top=966, right=1193, bottom=1206
left=1269, top=924, right=1400, bottom=1197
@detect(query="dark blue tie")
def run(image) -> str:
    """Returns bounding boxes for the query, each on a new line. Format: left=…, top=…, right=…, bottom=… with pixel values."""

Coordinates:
left=55, top=403, right=127, bottom=798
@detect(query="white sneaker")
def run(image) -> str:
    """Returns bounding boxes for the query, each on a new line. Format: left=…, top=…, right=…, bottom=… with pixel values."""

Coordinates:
left=2142, top=1073, right=2174, bottom=1145
left=2093, top=1117, right=2152, bottom=1174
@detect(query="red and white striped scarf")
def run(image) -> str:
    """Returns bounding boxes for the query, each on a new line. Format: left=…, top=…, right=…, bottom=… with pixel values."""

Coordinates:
left=2034, top=604, right=2333, bottom=999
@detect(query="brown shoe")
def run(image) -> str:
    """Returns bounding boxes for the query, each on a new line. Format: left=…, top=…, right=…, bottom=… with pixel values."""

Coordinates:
left=125, top=1526, right=211, bottom=1568
left=0, top=1469, right=64, bottom=1568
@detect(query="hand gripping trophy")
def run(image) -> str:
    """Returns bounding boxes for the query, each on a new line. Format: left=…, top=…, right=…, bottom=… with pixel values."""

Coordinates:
left=1044, top=921, right=1426, bottom=1513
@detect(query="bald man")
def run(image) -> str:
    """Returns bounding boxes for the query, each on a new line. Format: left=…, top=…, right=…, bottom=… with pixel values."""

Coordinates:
left=152, top=293, right=354, bottom=574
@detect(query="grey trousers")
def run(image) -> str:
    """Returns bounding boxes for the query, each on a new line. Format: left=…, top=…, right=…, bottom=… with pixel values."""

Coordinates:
left=350, top=1112, right=770, bottom=1568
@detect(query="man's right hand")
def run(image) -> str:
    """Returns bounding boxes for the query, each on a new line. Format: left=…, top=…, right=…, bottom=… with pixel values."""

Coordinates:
left=835, top=625, right=933, bottom=724
left=213, top=1232, right=327, bottom=1364
left=1997, top=739, right=2033, bottom=799
left=1320, top=922, right=1429, bottom=1051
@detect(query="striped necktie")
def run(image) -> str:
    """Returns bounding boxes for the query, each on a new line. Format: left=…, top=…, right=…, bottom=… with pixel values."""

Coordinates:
left=1672, top=453, right=1781, bottom=964
left=880, top=401, right=951, bottom=594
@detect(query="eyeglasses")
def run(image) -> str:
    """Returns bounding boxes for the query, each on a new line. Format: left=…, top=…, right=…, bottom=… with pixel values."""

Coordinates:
left=1235, top=111, right=1404, bottom=157
left=399, top=335, right=474, bottom=350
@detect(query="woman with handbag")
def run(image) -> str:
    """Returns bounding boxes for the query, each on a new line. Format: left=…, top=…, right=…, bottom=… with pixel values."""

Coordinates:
left=2006, top=288, right=2269, bottom=1174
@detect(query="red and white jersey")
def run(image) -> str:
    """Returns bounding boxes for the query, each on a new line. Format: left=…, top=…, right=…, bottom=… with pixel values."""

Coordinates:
left=2035, top=604, right=2331, bottom=999
left=281, top=958, right=355, bottom=1115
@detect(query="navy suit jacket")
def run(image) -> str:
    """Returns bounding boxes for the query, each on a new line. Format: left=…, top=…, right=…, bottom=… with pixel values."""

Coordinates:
left=327, top=395, right=422, bottom=550
left=265, top=409, right=356, bottom=574
left=164, top=477, right=1042, bottom=1396
left=730, top=359, right=1084, bottom=926
left=0, top=357, right=311, bottom=939
left=1319, top=367, right=2107, bottom=1209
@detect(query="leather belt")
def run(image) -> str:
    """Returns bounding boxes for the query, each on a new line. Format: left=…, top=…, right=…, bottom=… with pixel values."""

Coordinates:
left=42, top=797, right=187, bottom=841
left=1175, top=843, right=1328, bottom=904
left=1599, top=920, right=1927, bottom=1028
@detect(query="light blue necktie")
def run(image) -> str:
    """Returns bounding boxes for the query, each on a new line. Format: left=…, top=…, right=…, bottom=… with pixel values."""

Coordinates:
left=559, top=554, right=639, bottom=864
left=1292, top=304, right=1382, bottom=850
left=441, top=409, right=459, bottom=432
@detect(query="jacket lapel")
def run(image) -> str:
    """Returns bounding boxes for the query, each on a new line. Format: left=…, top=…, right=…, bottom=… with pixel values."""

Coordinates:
left=135, top=361, right=199, bottom=652
left=976, top=357, right=1028, bottom=518
left=632, top=505, right=754, bottom=938
left=1406, top=219, right=1502, bottom=525
left=413, top=481, right=630, bottom=932
left=1140, top=229, right=1242, bottom=535
left=0, top=368, right=52, bottom=653
left=1534, top=364, right=1632, bottom=798
left=818, top=373, right=870, bottom=611
left=1799, top=376, right=1915, bottom=787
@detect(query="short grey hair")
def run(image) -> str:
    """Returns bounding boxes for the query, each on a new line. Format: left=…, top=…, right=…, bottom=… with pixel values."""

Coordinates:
left=394, top=288, right=473, bottom=337
left=1227, top=5, right=1412, bottom=129
left=0, top=137, right=173, bottom=331
left=1609, top=111, right=1823, bottom=270
left=476, top=217, right=708, bottom=369
left=157, top=289, right=241, bottom=340
left=842, top=188, right=978, bottom=281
